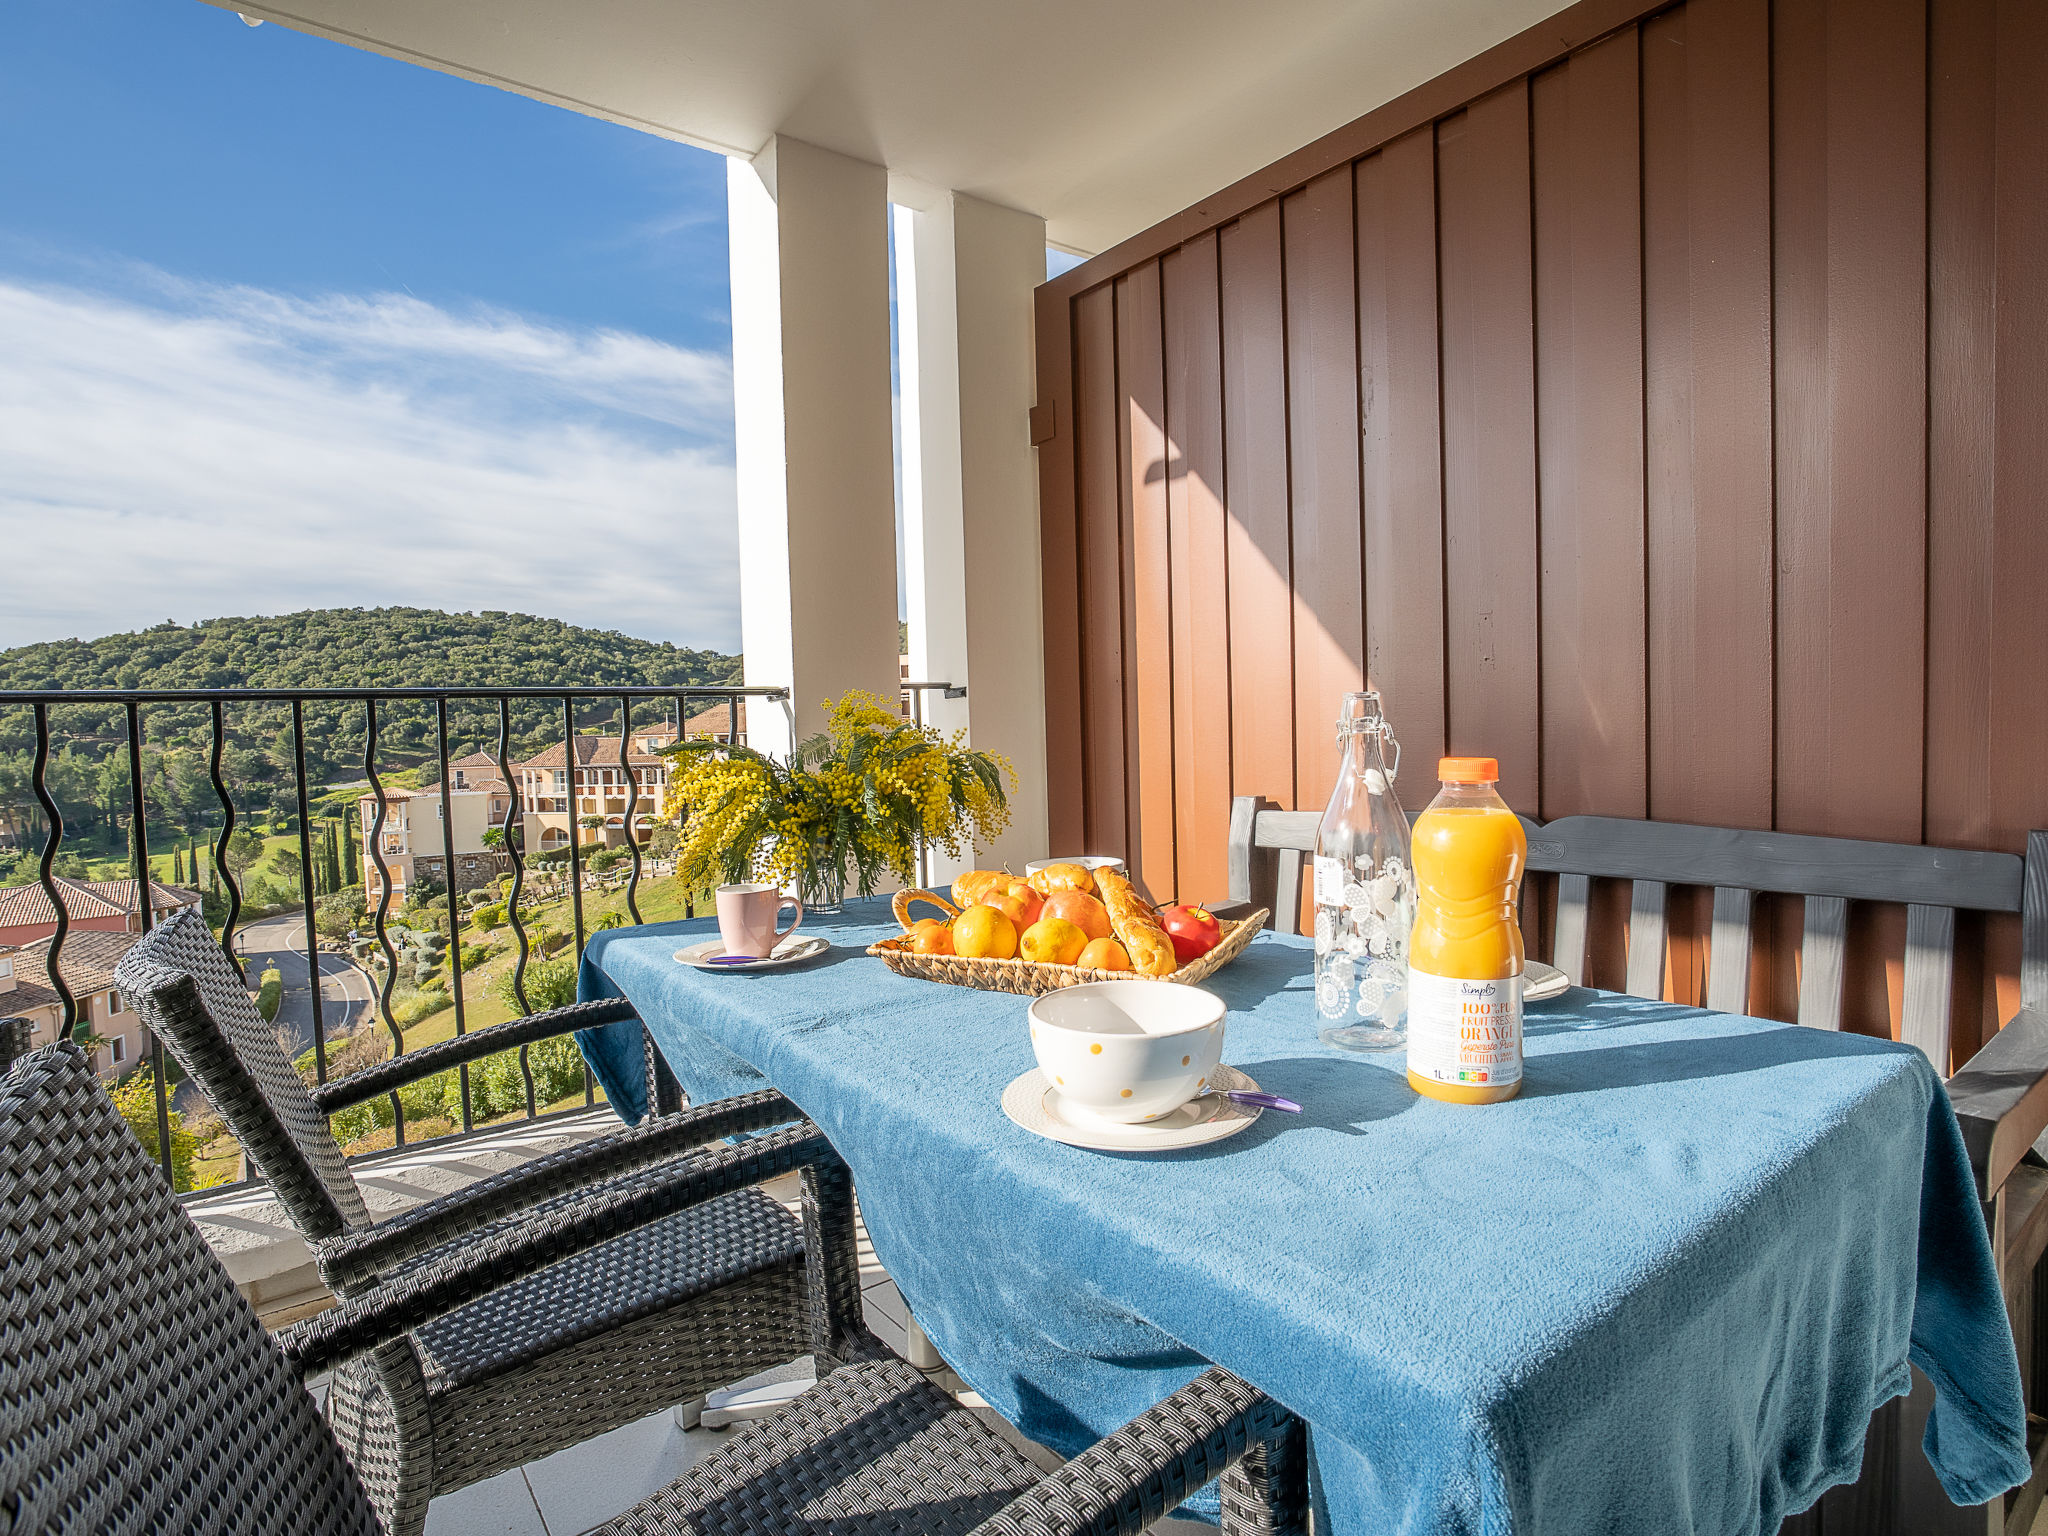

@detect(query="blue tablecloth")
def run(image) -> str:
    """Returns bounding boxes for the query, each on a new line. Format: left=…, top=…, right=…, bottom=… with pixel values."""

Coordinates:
left=575, top=903, right=2028, bottom=1535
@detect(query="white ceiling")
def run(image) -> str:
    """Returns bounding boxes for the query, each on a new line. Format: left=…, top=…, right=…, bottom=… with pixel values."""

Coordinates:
left=208, top=0, right=1575, bottom=256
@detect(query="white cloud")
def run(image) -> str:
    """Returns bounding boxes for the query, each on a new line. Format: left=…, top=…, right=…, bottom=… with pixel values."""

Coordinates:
left=0, top=270, right=741, bottom=650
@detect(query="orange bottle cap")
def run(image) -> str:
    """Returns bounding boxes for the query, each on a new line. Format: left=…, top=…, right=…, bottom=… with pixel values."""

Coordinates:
left=1438, top=756, right=1500, bottom=783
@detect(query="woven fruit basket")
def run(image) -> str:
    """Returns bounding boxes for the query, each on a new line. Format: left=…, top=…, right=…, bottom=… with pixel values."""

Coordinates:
left=869, top=889, right=1268, bottom=996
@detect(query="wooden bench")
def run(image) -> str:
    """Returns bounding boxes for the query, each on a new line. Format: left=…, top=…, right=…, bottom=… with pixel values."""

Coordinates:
left=1220, top=794, right=2048, bottom=1534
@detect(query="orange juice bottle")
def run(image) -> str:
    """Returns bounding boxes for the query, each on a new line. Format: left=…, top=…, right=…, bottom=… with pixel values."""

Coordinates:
left=1406, top=757, right=1527, bottom=1104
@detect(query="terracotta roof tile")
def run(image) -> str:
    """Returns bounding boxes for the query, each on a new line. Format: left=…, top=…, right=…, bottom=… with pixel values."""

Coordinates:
left=0, top=877, right=195, bottom=930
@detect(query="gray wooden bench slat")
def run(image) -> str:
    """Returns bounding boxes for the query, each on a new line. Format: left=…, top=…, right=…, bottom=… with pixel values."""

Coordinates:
left=1554, top=873, right=1591, bottom=987
left=1531, top=815, right=2023, bottom=913
left=1626, top=880, right=1668, bottom=1000
left=1274, top=849, right=1303, bottom=938
left=1901, top=903, right=1955, bottom=1072
left=2026, top=831, right=2048, bottom=1014
left=1798, top=895, right=1849, bottom=1032
left=1706, top=887, right=1754, bottom=1017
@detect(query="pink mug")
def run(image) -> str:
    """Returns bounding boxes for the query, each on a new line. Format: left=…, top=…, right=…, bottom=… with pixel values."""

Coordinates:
left=716, top=883, right=803, bottom=959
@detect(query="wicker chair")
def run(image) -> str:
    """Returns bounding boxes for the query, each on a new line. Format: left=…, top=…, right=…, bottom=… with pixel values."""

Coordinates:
left=0, top=1040, right=1310, bottom=1536
left=112, top=909, right=816, bottom=1536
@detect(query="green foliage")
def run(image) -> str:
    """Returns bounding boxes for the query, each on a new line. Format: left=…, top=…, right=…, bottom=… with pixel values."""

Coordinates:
left=394, top=987, right=451, bottom=1027
left=109, top=1069, right=200, bottom=1191
left=592, top=911, right=627, bottom=932
left=327, top=1035, right=588, bottom=1143
left=255, top=966, right=283, bottom=1023
left=586, top=846, right=626, bottom=872
left=458, top=942, right=495, bottom=970
left=315, top=885, right=367, bottom=938
left=494, top=955, right=578, bottom=1017
left=470, top=903, right=505, bottom=931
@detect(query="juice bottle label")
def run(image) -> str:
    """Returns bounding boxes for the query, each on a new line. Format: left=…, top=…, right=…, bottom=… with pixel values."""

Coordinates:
left=1406, top=970, right=1523, bottom=1088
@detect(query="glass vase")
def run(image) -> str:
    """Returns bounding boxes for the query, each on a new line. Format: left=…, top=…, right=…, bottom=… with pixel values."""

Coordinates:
left=1313, top=691, right=1414, bottom=1052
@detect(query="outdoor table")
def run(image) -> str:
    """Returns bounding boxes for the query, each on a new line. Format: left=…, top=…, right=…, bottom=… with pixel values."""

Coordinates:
left=574, top=902, right=2028, bottom=1535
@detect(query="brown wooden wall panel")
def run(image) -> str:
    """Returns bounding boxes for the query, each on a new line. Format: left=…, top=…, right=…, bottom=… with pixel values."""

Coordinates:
left=1072, top=284, right=1125, bottom=861
left=1218, top=205, right=1296, bottom=815
left=1356, top=129, right=1446, bottom=780
left=1116, top=265, right=1176, bottom=902
left=1771, top=0, right=1929, bottom=845
left=1641, top=0, right=1775, bottom=834
left=1532, top=29, right=1646, bottom=822
left=1162, top=235, right=1233, bottom=906
left=1036, top=0, right=2045, bottom=1055
left=1437, top=84, right=1542, bottom=817
left=1281, top=168, right=1365, bottom=821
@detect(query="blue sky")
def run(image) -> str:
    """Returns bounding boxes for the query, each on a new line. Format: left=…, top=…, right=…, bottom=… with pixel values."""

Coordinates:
left=0, top=3, right=732, bottom=652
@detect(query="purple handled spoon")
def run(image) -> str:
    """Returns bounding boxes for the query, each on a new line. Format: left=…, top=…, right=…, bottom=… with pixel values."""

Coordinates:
left=1217, top=1089, right=1301, bottom=1113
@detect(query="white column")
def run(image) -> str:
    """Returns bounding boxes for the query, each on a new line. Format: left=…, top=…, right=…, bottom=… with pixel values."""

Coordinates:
left=727, top=136, right=900, bottom=759
left=893, top=188, right=1049, bottom=875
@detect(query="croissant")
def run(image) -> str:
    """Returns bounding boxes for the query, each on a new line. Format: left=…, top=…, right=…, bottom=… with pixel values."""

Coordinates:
left=1027, top=861, right=1095, bottom=899
left=1095, top=867, right=1178, bottom=977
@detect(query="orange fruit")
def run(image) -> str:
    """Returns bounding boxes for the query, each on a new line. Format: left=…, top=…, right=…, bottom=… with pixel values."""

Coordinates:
left=1020, top=917, right=1089, bottom=966
left=1043, top=889, right=1112, bottom=942
left=908, top=918, right=954, bottom=956
left=1078, top=938, right=1132, bottom=972
left=952, top=904, right=1018, bottom=960
left=1028, top=862, right=1096, bottom=898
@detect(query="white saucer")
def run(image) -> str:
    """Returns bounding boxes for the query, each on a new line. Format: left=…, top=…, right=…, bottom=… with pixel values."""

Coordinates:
left=1523, top=960, right=1569, bottom=1002
left=673, top=935, right=830, bottom=972
left=1001, top=1063, right=1264, bottom=1152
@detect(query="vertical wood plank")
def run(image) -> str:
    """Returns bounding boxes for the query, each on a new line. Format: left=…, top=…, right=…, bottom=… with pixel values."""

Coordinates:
left=1555, top=873, right=1592, bottom=985
left=1356, top=128, right=1446, bottom=776
left=1772, top=0, right=1928, bottom=844
left=1283, top=167, right=1365, bottom=822
left=1073, top=284, right=1126, bottom=859
left=1707, top=886, right=1756, bottom=1015
left=1532, top=28, right=1647, bottom=822
left=1438, top=83, right=1541, bottom=816
left=1625, top=879, right=1669, bottom=1000
left=1163, top=234, right=1233, bottom=904
left=1799, top=894, right=1850, bottom=1030
left=1035, top=285, right=1086, bottom=853
left=1902, top=903, right=1956, bottom=1071
left=1220, top=204, right=1298, bottom=815
left=1117, top=264, right=1175, bottom=899
left=1642, top=0, right=1776, bottom=832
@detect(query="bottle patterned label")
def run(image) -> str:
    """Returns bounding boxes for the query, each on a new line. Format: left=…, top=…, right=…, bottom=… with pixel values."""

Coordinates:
left=1405, top=970, right=1522, bottom=1087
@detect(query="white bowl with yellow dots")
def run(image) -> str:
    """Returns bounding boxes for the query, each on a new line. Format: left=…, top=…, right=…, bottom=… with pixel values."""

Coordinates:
left=1025, top=980, right=1227, bottom=1126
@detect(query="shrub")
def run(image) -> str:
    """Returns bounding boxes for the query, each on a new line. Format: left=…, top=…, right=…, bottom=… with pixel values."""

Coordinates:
left=471, top=903, right=505, bottom=932
left=586, top=846, right=626, bottom=872
left=458, top=943, right=494, bottom=970
left=395, top=987, right=451, bottom=1028
left=465, top=888, right=492, bottom=909
left=108, top=1069, right=198, bottom=1191
left=254, top=966, right=283, bottom=1023
left=494, top=955, right=578, bottom=1017
left=315, top=885, right=367, bottom=938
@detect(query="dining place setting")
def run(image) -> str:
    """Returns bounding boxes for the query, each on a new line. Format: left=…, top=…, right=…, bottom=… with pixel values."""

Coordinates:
left=562, top=689, right=2030, bottom=1535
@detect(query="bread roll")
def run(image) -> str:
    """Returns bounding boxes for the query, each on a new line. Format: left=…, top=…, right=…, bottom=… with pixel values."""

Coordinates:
left=1095, top=868, right=1178, bottom=977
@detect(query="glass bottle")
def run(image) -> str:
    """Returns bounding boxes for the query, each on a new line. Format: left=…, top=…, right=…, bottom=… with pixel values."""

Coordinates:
left=1313, top=691, right=1414, bottom=1051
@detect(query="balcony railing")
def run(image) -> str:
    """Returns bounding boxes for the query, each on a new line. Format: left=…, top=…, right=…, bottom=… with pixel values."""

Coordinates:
left=0, top=683, right=789, bottom=1193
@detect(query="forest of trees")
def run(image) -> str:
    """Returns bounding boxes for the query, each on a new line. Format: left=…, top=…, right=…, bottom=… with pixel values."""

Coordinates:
left=0, top=608, right=741, bottom=879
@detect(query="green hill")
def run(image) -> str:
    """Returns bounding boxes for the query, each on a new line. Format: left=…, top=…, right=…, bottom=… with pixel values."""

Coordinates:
left=0, top=608, right=741, bottom=866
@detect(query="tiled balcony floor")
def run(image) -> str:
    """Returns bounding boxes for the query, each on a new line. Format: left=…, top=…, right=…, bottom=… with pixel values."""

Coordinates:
left=420, top=1176, right=1211, bottom=1536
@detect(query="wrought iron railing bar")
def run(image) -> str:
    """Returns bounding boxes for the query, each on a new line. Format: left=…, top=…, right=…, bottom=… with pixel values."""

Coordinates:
left=493, top=697, right=535, bottom=1121
left=290, top=699, right=328, bottom=1086
left=673, top=691, right=696, bottom=920
left=124, top=701, right=175, bottom=1183
left=363, top=699, right=404, bottom=1146
left=208, top=700, right=244, bottom=981
left=0, top=685, right=793, bottom=705
left=435, top=697, right=474, bottom=1134
left=551, top=695, right=587, bottom=1121
left=620, top=694, right=644, bottom=926
left=29, top=702, right=76, bottom=1032
left=496, top=697, right=531, bottom=1019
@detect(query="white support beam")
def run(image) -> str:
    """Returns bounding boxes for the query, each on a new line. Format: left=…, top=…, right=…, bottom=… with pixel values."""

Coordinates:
left=727, top=135, right=900, bottom=758
left=894, top=188, right=1049, bottom=875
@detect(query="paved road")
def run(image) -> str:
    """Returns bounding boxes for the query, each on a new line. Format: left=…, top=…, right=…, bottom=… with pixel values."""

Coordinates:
left=231, top=912, right=373, bottom=1064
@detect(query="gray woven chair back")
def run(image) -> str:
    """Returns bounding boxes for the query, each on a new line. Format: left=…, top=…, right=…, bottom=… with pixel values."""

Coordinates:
left=0, top=1042, right=380, bottom=1536
left=114, top=908, right=371, bottom=1238
left=0, top=1016, right=32, bottom=1072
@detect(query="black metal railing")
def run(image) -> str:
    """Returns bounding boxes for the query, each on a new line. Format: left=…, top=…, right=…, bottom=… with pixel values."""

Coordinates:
left=0, top=684, right=786, bottom=1192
